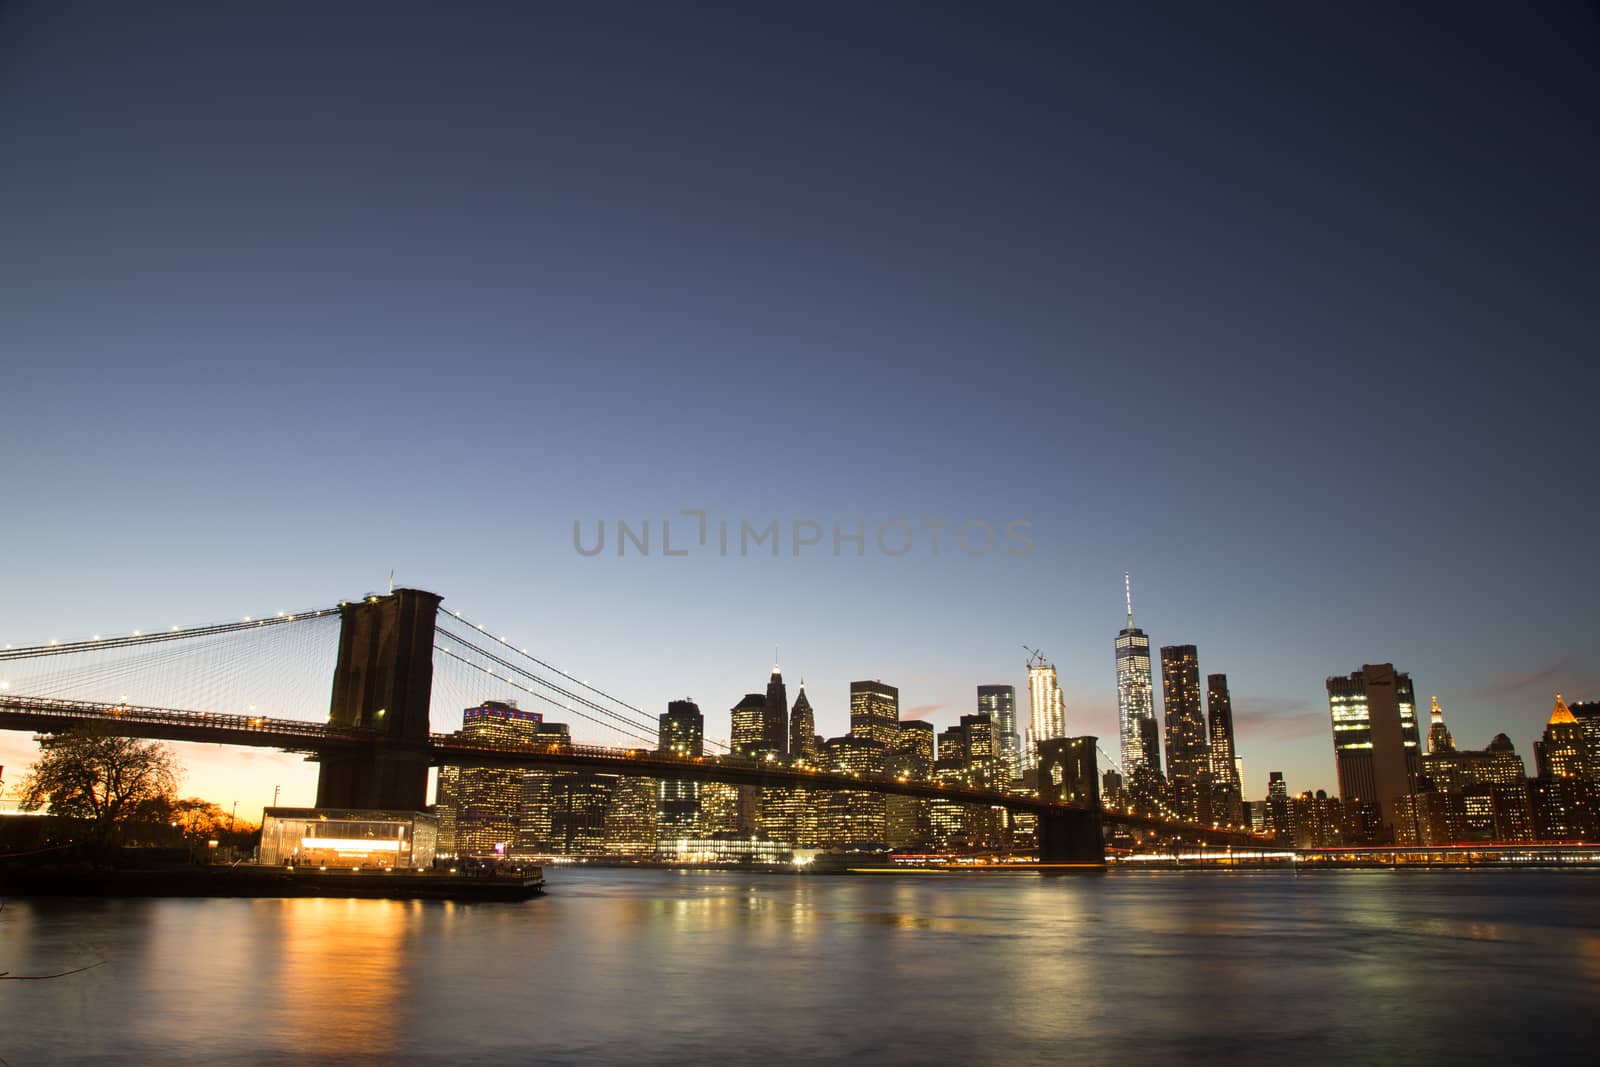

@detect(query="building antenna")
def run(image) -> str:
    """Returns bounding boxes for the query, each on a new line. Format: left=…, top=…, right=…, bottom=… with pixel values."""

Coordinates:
left=1124, top=570, right=1134, bottom=629
left=388, top=570, right=396, bottom=595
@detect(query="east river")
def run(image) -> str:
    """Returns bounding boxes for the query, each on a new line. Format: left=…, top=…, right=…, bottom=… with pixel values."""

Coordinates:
left=2, top=869, right=1597, bottom=1064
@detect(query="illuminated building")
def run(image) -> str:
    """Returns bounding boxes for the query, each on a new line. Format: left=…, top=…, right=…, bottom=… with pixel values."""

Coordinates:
left=885, top=720, right=935, bottom=849
left=731, top=693, right=770, bottom=758
left=756, top=785, right=802, bottom=845
left=1161, top=645, right=1210, bottom=824
left=1394, top=785, right=1469, bottom=846
left=1427, top=695, right=1455, bottom=755
left=1207, top=674, right=1244, bottom=827
left=658, top=699, right=704, bottom=836
left=927, top=717, right=1005, bottom=849
left=849, top=680, right=899, bottom=764
left=260, top=808, right=437, bottom=869
left=961, top=714, right=998, bottom=789
left=1266, top=771, right=1291, bottom=843
left=1570, top=700, right=1600, bottom=757
left=434, top=766, right=459, bottom=853
left=656, top=832, right=793, bottom=865
left=1101, top=768, right=1126, bottom=810
left=603, top=775, right=658, bottom=855
left=1461, top=781, right=1534, bottom=843
left=517, top=771, right=557, bottom=855
left=699, top=781, right=745, bottom=835
left=1289, top=790, right=1343, bottom=848
left=435, top=701, right=567, bottom=857
left=821, top=735, right=887, bottom=845
left=1534, top=694, right=1593, bottom=781
left=1528, top=777, right=1599, bottom=841
left=764, top=662, right=789, bottom=756
left=1025, top=652, right=1066, bottom=772
left=1115, top=572, right=1157, bottom=777
left=978, top=685, right=1021, bottom=784
left=549, top=772, right=613, bottom=855
left=1423, top=732, right=1527, bottom=793
left=894, top=720, right=936, bottom=778
left=659, top=699, right=704, bottom=757
left=789, top=686, right=817, bottom=761
left=1325, top=665, right=1421, bottom=842
left=1529, top=696, right=1599, bottom=841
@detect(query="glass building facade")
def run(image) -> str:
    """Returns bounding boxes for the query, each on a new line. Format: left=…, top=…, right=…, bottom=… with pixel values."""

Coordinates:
left=977, top=685, right=1020, bottom=785
left=260, top=808, right=437, bottom=869
left=1115, top=574, right=1157, bottom=777
left=850, top=680, right=900, bottom=759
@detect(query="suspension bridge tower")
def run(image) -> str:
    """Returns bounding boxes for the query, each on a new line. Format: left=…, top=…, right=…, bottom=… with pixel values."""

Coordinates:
left=314, top=588, right=442, bottom=810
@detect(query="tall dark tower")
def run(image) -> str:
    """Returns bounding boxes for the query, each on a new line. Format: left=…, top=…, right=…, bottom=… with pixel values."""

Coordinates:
left=1326, top=664, right=1422, bottom=842
left=1161, top=644, right=1210, bottom=823
left=1207, top=674, right=1243, bottom=826
left=764, top=660, right=789, bottom=757
left=659, top=699, right=704, bottom=757
left=657, top=699, right=704, bottom=834
left=317, top=587, right=441, bottom=810
left=789, top=685, right=817, bottom=761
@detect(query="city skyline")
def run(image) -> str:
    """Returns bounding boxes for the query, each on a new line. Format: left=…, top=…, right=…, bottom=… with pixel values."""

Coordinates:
left=2, top=573, right=1592, bottom=818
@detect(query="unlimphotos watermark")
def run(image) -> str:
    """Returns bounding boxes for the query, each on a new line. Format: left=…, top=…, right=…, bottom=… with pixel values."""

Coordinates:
left=573, top=512, right=1032, bottom=558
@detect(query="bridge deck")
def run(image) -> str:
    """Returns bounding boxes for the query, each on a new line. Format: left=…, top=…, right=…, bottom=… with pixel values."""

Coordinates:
left=0, top=695, right=1264, bottom=846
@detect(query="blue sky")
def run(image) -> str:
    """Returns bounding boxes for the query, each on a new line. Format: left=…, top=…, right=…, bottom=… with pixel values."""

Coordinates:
left=2, top=2, right=1596, bottom=813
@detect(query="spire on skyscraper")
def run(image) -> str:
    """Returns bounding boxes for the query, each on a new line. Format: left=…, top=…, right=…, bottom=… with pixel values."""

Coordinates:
left=1125, top=570, right=1134, bottom=630
left=1427, top=694, right=1455, bottom=755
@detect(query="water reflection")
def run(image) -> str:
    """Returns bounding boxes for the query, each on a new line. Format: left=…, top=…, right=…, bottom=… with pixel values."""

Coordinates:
left=1, top=871, right=1597, bottom=1064
left=264, top=899, right=413, bottom=1058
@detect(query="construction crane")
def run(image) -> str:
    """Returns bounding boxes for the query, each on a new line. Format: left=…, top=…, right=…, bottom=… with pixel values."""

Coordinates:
left=1022, top=645, right=1049, bottom=669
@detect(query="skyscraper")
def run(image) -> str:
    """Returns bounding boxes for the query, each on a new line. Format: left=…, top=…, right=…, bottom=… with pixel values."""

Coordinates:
left=978, top=685, right=1020, bottom=784
left=1115, top=572, right=1157, bottom=776
left=1326, top=664, right=1422, bottom=842
left=1427, top=695, right=1455, bottom=755
left=1207, top=674, right=1243, bottom=826
left=764, top=662, right=789, bottom=757
left=821, top=734, right=888, bottom=844
left=659, top=699, right=704, bottom=757
left=1161, top=645, right=1209, bottom=823
left=1534, top=694, right=1593, bottom=780
left=730, top=693, right=769, bottom=758
left=789, top=685, right=817, bottom=761
left=1266, top=771, right=1291, bottom=843
left=658, top=699, right=703, bottom=836
left=850, top=680, right=899, bottom=764
left=1024, top=652, right=1066, bottom=772
left=885, top=720, right=936, bottom=850
left=435, top=700, right=566, bottom=857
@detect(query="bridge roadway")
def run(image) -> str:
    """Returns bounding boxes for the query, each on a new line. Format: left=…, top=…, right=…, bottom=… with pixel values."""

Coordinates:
left=0, top=695, right=1264, bottom=846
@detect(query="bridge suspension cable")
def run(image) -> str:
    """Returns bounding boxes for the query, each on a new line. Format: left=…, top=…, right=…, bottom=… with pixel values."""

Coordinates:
left=434, top=641, right=657, bottom=747
left=433, top=606, right=728, bottom=752
left=0, top=607, right=342, bottom=662
left=0, top=606, right=344, bottom=723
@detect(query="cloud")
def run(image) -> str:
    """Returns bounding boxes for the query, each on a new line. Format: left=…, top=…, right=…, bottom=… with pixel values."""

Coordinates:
left=1462, top=660, right=1573, bottom=702
left=1231, top=696, right=1327, bottom=741
left=902, top=704, right=943, bottom=721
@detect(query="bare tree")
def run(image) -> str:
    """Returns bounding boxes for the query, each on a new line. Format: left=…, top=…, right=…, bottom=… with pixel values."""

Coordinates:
left=18, top=725, right=179, bottom=846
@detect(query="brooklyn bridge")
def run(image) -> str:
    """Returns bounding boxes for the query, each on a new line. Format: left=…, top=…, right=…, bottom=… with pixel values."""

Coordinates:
left=0, top=588, right=1263, bottom=864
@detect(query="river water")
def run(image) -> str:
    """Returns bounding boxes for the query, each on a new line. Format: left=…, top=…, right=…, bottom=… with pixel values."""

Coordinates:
left=2, top=869, right=1596, bottom=1064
